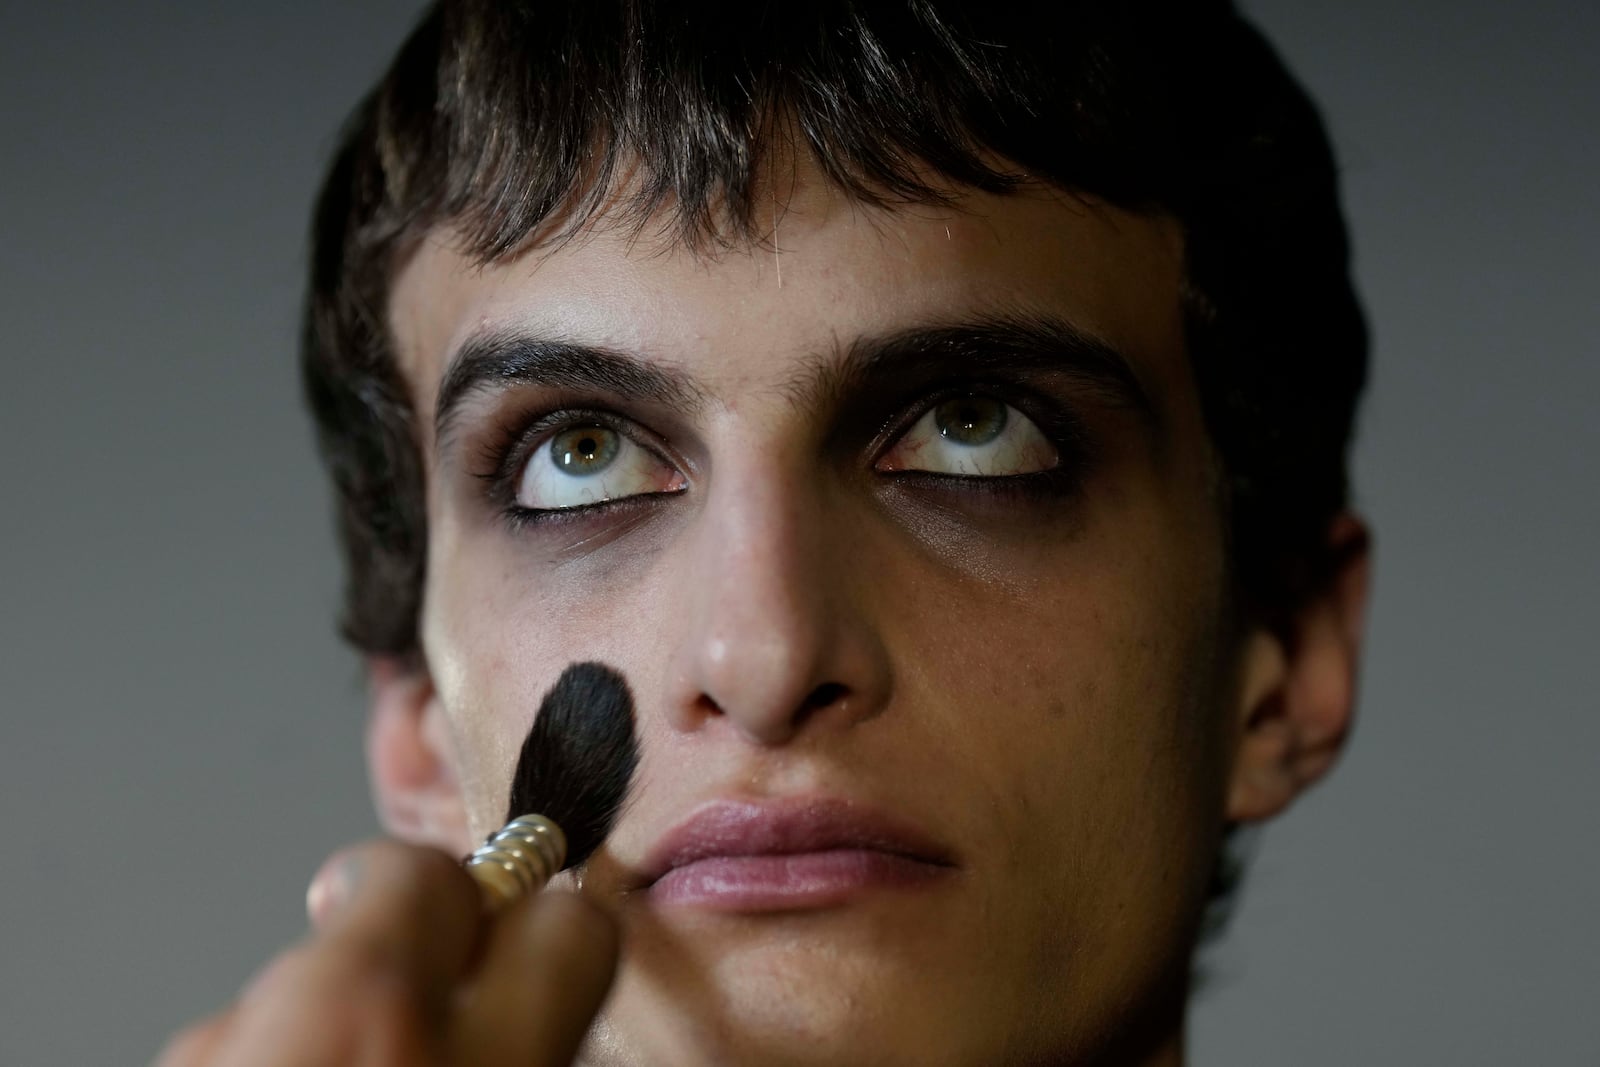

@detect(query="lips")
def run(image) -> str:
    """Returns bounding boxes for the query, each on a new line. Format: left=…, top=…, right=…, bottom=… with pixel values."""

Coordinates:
left=637, top=797, right=957, bottom=911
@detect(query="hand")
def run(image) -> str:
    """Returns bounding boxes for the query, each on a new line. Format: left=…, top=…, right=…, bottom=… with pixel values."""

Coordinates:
left=155, top=839, right=619, bottom=1067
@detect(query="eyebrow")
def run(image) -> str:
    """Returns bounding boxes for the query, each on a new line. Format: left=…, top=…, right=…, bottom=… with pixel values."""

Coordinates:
left=434, top=331, right=708, bottom=450
left=793, top=313, right=1156, bottom=424
left=434, top=312, right=1155, bottom=451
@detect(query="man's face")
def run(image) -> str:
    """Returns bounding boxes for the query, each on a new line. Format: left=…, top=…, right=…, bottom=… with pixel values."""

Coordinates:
left=386, top=168, right=1255, bottom=1065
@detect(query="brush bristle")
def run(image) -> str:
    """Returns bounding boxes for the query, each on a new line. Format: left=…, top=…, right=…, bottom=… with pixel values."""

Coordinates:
left=505, top=661, right=638, bottom=868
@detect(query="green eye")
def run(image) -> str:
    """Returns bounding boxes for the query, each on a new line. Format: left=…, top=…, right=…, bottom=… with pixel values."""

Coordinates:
left=517, top=422, right=685, bottom=512
left=551, top=426, right=620, bottom=475
left=876, top=394, right=1057, bottom=478
left=934, top=397, right=1007, bottom=446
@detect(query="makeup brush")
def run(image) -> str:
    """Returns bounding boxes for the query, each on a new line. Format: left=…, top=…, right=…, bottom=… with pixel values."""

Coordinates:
left=464, top=662, right=638, bottom=910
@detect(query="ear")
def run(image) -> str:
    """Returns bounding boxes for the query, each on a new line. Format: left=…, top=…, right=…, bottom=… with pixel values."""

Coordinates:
left=365, top=655, right=472, bottom=853
left=1227, top=513, right=1373, bottom=823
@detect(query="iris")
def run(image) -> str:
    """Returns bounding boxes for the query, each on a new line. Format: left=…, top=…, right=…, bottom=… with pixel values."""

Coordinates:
left=934, top=397, right=1007, bottom=447
left=553, top=426, right=620, bottom=475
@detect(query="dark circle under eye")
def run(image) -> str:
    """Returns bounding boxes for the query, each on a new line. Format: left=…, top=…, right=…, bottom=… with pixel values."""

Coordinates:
left=934, top=396, right=1008, bottom=446
left=550, top=425, right=620, bottom=476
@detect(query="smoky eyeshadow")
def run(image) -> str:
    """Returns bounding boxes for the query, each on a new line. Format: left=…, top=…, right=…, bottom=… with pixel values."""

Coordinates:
left=454, top=327, right=1126, bottom=540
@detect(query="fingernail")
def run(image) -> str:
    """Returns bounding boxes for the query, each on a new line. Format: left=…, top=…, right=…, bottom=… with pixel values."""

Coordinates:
left=306, top=851, right=362, bottom=926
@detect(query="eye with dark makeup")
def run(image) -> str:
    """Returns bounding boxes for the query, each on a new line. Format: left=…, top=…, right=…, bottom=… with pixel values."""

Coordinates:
left=478, top=386, right=1090, bottom=530
left=476, top=407, right=688, bottom=529
left=863, top=380, right=1096, bottom=510
left=876, top=394, right=1058, bottom=477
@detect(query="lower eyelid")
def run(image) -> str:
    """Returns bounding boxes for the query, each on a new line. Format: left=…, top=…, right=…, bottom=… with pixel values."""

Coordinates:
left=879, top=466, right=1078, bottom=493
left=505, top=485, right=686, bottom=529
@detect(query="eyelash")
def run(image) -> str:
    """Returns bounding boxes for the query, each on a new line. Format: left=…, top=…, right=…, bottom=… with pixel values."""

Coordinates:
left=477, top=384, right=1094, bottom=528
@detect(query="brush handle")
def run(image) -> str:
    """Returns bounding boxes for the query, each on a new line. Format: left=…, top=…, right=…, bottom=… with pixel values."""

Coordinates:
left=463, top=814, right=569, bottom=911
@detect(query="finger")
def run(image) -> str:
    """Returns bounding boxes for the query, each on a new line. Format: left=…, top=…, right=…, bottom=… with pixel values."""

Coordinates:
left=305, top=848, right=357, bottom=931
left=309, top=839, right=482, bottom=1004
left=152, top=1012, right=231, bottom=1067
left=213, top=839, right=482, bottom=1066
left=451, top=891, right=620, bottom=1067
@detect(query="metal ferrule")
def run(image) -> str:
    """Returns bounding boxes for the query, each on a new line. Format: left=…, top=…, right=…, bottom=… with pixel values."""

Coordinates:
left=463, top=814, right=569, bottom=909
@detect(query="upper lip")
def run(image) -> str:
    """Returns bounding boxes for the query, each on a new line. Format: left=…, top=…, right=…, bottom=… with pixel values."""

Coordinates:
left=635, top=796, right=958, bottom=887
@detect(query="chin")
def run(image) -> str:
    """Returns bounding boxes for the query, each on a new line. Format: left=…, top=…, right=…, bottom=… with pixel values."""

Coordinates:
left=581, top=911, right=1034, bottom=1067
left=584, top=988, right=995, bottom=1067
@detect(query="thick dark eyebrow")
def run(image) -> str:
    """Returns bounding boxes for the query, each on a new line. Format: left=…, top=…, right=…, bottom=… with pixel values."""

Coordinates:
left=790, top=313, right=1157, bottom=424
left=436, top=314, right=1154, bottom=456
left=434, top=330, right=707, bottom=451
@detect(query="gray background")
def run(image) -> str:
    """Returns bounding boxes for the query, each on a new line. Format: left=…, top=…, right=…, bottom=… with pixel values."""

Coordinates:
left=1, top=1, right=1595, bottom=1064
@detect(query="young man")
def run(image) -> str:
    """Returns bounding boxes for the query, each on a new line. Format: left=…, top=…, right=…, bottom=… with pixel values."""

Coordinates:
left=162, top=1, right=1370, bottom=1064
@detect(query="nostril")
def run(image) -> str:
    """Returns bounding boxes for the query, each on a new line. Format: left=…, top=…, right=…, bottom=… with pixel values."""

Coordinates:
left=682, top=682, right=857, bottom=742
left=802, top=682, right=848, bottom=713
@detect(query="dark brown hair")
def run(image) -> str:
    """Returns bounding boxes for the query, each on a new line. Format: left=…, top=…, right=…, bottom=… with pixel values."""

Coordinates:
left=303, top=0, right=1367, bottom=658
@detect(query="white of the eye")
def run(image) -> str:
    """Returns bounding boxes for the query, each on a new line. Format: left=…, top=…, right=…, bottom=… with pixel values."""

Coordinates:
left=891, top=404, right=1056, bottom=476
left=515, top=432, right=668, bottom=510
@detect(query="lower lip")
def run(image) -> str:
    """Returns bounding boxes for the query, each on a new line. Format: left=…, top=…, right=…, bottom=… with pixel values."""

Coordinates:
left=648, top=849, right=949, bottom=911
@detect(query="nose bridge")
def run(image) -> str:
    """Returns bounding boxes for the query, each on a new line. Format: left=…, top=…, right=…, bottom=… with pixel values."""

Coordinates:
left=671, top=448, right=886, bottom=744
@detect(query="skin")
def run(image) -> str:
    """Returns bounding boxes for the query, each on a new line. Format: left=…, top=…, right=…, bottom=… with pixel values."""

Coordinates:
left=158, top=162, right=1369, bottom=1067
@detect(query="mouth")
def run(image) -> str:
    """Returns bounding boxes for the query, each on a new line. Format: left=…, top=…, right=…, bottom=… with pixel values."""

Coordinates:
left=635, top=796, right=958, bottom=912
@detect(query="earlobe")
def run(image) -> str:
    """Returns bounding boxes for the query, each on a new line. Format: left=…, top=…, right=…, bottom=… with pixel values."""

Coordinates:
left=365, top=655, right=472, bottom=853
left=1226, top=514, right=1372, bottom=823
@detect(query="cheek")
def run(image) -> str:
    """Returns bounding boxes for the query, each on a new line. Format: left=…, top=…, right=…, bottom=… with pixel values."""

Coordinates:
left=899, top=538, right=1229, bottom=830
left=882, top=481, right=1234, bottom=965
left=420, top=514, right=685, bottom=841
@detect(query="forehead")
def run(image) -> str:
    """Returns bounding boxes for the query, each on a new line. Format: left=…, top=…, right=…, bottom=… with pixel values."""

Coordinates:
left=387, top=175, right=1188, bottom=436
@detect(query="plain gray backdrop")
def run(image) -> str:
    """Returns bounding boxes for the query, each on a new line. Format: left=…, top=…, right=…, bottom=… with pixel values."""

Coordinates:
left=2, top=2, right=1596, bottom=1064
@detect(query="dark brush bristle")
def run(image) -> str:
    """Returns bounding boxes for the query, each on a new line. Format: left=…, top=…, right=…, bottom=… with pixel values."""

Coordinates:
left=505, top=661, right=638, bottom=868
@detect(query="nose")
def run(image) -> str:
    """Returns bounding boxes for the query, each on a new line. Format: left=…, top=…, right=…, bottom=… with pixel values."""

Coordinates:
left=667, top=464, right=892, bottom=745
